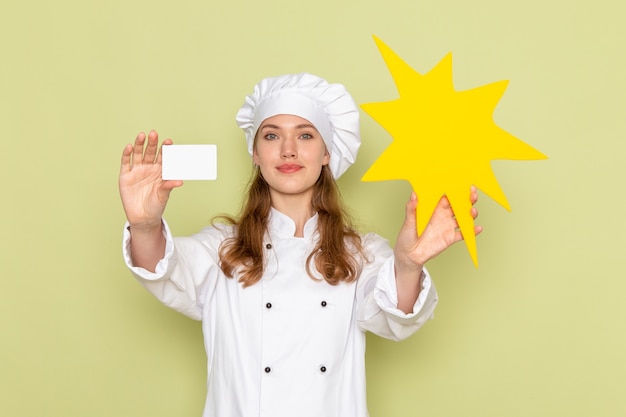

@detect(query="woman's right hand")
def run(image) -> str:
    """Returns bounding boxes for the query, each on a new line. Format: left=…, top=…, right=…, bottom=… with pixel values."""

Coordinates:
left=119, top=130, right=183, bottom=232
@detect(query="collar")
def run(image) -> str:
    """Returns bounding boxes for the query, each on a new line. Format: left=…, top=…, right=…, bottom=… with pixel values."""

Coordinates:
left=268, top=207, right=319, bottom=239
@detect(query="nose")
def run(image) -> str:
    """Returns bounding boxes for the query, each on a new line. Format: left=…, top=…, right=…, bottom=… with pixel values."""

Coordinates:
left=280, top=137, right=297, bottom=159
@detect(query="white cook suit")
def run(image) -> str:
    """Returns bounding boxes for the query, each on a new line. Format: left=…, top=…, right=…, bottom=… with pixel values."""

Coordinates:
left=123, top=208, right=438, bottom=417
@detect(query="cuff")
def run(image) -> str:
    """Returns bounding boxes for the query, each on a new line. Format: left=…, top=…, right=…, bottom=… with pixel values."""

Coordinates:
left=374, top=256, right=434, bottom=321
left=122, top=219, right=175, bottom=280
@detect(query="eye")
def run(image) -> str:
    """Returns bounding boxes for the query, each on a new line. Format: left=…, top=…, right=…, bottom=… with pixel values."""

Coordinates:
left=300, top=133, right=313, bottom=140
left=264, top=133, right=278, bottom=140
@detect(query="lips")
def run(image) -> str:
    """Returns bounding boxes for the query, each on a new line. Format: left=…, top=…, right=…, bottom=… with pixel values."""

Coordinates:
left=277, top=164, right=303, bottom=174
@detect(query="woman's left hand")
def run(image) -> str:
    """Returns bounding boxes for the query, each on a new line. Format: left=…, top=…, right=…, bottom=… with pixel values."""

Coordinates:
left=394, top=186, right=481, bottom=272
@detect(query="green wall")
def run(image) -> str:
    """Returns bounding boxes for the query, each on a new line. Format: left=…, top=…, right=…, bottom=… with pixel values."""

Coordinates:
left=2, top=0, right=624, bottom=415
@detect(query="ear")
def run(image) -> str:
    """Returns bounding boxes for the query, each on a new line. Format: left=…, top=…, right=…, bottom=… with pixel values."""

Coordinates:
left=253, top=148, right=260, bottom=165
left=322, top=149, right=330, bottom=166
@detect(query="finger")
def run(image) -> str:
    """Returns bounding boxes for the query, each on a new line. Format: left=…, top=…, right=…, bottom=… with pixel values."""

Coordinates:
left=403, top=192, right=418, bottom=230
left=144, top=130, right=159, bottom=163
left=157, top=138, right=174, bottom=164
left=470, top=185, right=479, bottom=204
left=162, top=179, right=184, bottom=191
left=470, top=207, right=478, bottom=219
left=439, top=195, right=452, bottom=210
left=456, top=223, right=482, bottom=242
left=433, top=196, right=455, bottom=224
left=133, top=132, right=146, bottom=163
left=120, top=143, right=133, bottom=173
left=157, top=180, right=184, bottom=206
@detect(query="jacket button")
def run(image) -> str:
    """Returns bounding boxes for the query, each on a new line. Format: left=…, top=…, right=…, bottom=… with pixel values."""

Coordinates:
left=321, top=301, right=327, bottom=307
left=266, top=302, right=272, bottom=309
left=320, top=366, right=327, bottom=373
left=265, top=243, right=272, bottom=249
left=264, top=367, right=271, bottom=373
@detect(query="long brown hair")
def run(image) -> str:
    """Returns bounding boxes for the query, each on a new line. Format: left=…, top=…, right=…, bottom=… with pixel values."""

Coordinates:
left=218, top=165, right=366, bottom=287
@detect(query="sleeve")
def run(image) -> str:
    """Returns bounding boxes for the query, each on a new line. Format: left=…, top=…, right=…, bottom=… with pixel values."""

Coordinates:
left=356, top=233, right=439, bottom=341
left=122, top=219, right=225, bottom=321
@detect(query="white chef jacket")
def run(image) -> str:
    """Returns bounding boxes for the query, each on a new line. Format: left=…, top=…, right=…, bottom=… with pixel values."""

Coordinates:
left=123, top=208, right=438, bottom=417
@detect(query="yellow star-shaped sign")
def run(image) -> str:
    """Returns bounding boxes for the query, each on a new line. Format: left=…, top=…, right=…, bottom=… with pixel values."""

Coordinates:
left=361, top=36, right=547, bottom=266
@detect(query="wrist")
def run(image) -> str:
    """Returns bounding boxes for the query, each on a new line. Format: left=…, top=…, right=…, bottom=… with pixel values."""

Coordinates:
left=393, top=251, right=426, bottom=272
left=127, top=219, right=163, bottom=235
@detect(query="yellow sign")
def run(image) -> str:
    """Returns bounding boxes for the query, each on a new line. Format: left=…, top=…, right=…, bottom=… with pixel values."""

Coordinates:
left=361, top=36, right=547, bottom=266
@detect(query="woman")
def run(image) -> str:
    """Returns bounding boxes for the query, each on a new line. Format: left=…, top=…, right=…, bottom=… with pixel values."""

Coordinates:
left=119, top=73, right=480, bottom=417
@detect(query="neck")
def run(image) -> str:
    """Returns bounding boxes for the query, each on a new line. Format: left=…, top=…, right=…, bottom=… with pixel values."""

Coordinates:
left=270, top=191, right=315, bottom=237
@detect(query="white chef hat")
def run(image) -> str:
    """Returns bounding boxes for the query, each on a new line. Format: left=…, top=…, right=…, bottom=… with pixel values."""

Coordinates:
left=235, top=73, right=361, bottom=179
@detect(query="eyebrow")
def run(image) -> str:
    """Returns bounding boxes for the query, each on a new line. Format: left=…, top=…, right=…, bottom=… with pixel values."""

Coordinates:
left=259, top=123, right=317, bottom=131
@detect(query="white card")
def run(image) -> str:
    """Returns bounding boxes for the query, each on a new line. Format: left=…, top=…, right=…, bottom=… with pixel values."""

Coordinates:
left=162, top=144, right=217, bottom=180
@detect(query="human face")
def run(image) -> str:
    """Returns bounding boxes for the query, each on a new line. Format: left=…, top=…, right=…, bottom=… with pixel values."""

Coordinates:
left=253, top=114, right=330, bottom=202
